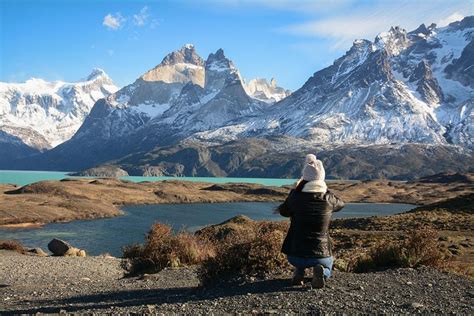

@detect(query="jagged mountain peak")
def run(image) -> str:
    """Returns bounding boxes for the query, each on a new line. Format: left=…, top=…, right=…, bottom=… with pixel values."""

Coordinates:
left=205, top=48, right=235, bottom=70
left=205, top=48, right=242, bottom=92
left=140, top=45, right=205, bottom=85
left=375, top=26, right=410, bottom=56
left=244, top=77, right=291, bottom=103
left=0, top=71, right=118, bottom=149
left=85, top=68, right=108, bottom=81
left=160, top=44, right=204, bottom=67
left=409, top=23, right=437, bottom=37
left=448, top=15, right=473, bottom=30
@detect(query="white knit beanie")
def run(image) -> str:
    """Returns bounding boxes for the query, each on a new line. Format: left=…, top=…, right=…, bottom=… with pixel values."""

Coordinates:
left=302, top=154, right=325, bottom=182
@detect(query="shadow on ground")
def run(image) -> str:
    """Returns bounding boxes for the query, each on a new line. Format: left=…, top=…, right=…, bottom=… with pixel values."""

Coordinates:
left=3, top=278, right=304, bottom=314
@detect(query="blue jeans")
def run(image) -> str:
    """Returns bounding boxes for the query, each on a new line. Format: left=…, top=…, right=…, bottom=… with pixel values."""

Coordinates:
left=287, top=256, right=334, bottom=279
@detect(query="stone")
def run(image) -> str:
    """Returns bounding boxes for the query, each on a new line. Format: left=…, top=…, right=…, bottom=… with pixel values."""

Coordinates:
left=411, top=302, right=424, bottom=309
left=48, top=239, right=72, bottom=256
left=28, top=247, right=48, bottom=257
left=65, top=247, right=79, bottom=256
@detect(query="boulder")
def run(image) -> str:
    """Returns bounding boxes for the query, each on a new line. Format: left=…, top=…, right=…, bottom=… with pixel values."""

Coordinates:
left=64, top=247, right=87, bottom=257
left=48, top=239, right=72, bottom=256
left=27, top=247, right=48, bottom=257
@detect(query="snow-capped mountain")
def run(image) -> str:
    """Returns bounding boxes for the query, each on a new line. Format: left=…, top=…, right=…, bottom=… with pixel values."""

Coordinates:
left=244, top=78, right=291, bottom=103
left=0, top=69, right=117, bottom=150
left=194, top=17, right=473, bottom=149
left=47, top=45, right=284, bottom=169
left=7, top=17, right=473, bottom=179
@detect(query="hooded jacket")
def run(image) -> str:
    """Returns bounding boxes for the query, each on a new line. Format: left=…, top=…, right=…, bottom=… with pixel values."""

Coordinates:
left=279, top=187, right=345, bottom=258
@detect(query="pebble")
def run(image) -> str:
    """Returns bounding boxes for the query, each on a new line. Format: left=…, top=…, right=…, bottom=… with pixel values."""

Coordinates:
left=0, top=254, right=472, bottom=314
left=411, top=302, right=424, bottom=309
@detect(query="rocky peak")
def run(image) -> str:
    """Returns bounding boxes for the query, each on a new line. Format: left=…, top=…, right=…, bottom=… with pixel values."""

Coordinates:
left=205, top=49, right=234, bottom=71
left=409, top=23, right=436, bottom=37
left=447, top=16, right=473, bottom=30
left=85, top=68, right=108, bottom=81
left=160, top=44, right=204, bottom=67
left=410, top=60, right=443, bottom=104
left=409, top=60, right=432, bottom=82
left=205, top=49, right=242, bottom=92
left=140, top=45, right=205, bottom=86
left=270, top=78, right=277, bottom=88
left=244, top=77, right=290, bottom=103
left=375, top=26, right=410, bottom=56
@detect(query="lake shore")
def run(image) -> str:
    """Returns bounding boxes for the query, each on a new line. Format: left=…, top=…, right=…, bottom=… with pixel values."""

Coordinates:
left=1, top=191, right=473, bottom=313
left=1, top=174, right=472, bottom=314
left=1, top=173, right=473, bottom=227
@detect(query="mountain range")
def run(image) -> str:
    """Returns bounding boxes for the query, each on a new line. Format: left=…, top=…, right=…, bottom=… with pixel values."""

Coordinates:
left=0, top=69, right=118, bottom=165
left=2, top=17, right=473, bottom=179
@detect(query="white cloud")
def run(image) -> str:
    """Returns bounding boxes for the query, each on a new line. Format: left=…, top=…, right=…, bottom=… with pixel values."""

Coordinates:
left=279, top=0, right=472, bottom=51
left=200, top=0, right=355, bottom=13
left=133, top=6, right=150, bottom=26
left=103, top=13, right=125, bottom=30
left=438, top=12, right=465, bottom=27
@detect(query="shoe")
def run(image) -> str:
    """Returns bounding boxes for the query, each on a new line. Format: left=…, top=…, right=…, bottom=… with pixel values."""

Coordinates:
left=291, top=269, right=305, bottom=286
left=311, top=265, right=325, bottom=289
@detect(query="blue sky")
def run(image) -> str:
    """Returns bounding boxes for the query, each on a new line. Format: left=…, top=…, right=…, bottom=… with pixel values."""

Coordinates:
left=1, top=0, right=472, bottom=90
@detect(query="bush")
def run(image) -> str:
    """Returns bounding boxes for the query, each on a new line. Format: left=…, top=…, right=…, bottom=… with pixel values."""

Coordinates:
left=122, top=223, right=215, bottom=275
left=351, top=228, right=445, bottom=272
left=0, top=240, right=26, bottom=254
left=198, top=221, right=289, bottom=286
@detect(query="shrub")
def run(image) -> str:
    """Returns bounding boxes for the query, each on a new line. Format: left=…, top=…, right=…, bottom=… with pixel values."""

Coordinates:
left=351, top=228, right=445, bottom=272
left=0, top=240, right=26, bottom=254
left=198, top=221, right=289, bottom=286
left=122, top=223, right=215, bottom=276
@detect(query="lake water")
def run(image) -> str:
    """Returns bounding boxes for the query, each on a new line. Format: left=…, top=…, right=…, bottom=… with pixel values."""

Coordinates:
left=0, top=202, right=415, bottom=256
left=0, top=170, right=298, bottom=187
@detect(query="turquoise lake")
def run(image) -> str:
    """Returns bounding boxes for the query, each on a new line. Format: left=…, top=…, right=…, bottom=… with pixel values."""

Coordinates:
left=0, top=170, right=411, bottom=257
left=0, top=170, right=298, bottom=187
left=0, top=202, right=415, bottom=256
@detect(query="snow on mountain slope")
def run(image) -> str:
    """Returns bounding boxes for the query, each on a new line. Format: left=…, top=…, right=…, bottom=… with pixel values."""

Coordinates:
left=73, top=44, right=207, bottom=143
left=136, top=48, right=269, bottom=139
left=244, top=78, right=291, bottom=103
left=193, top=17, right=473, bottom=149
left=72, top=46, right=273, bottom=146
left=0, top=69, right=117, bottom=149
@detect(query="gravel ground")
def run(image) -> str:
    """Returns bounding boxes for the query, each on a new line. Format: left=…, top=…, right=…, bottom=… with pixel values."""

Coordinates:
left=0, top=251, right=473, bottom=314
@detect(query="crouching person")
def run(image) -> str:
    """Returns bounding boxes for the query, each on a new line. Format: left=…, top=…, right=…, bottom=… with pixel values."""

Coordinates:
left=278, top=154, right=345, bottom=288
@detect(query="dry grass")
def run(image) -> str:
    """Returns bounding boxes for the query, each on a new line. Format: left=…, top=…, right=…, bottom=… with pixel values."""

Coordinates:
left=198, top=221, right=289, bottom=286
left=0, top=240, right=26, bottom=254
left=351, top=228, right=446, bottom=272
left=122, top=223, right=215, bottom=276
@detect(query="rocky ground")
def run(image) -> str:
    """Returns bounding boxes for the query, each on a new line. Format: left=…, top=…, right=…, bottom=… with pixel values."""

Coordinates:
left=1, top=173, right=472, bottom=313
left=0, top=250, right=472, bottom=314
left=1, top=172, right=472, bottom=226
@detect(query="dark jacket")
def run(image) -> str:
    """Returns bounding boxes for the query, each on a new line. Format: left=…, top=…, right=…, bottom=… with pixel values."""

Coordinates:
left=280, top=189, right=345, bottom=258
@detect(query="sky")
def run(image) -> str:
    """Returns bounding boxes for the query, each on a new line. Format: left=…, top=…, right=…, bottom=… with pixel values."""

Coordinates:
left=0, top=0, right=472, bottom=90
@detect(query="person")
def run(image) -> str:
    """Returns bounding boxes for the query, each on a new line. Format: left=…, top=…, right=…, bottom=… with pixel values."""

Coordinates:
left=278, top=154, right=344, bottom=288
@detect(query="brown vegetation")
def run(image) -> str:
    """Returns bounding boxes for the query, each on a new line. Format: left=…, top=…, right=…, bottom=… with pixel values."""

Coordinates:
left=197, top=217, right=290, bottom=285
left=0, top=240, right=26, bottom=254
left=350, top=229, right=445, bottom=272
left=122, top=223, right=215, bottom=275
left=1, top=173, right=472, bottom=226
